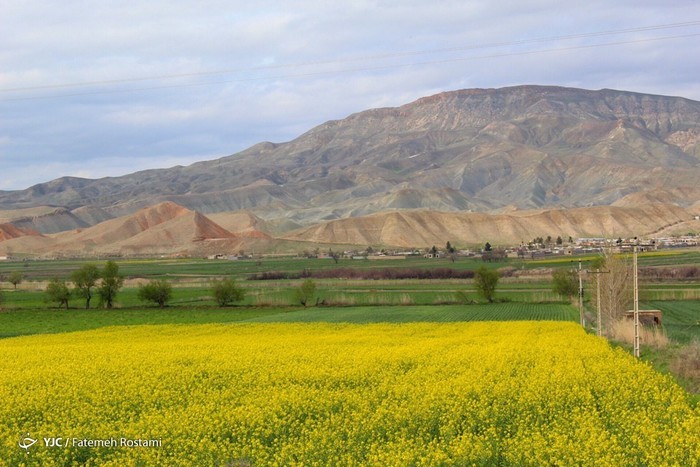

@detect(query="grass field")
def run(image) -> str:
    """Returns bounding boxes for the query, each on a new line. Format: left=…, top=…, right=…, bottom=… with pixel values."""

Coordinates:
left=0, top=279, right=568, bottom=310
left=1, top=322, right=697, bottom=465
left=0, top=307, right=284, bottom=339
left=0, top=303, right=577, bottom=338
left=247, top=303, right=578, bottom=323
left=1, top=247, right=697, bottom=282
left=643, top=300, right=700, bottom=344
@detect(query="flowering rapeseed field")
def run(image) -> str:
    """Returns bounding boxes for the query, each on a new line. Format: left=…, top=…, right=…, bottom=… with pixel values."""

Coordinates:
left=0, top=322, right=698, bottom=465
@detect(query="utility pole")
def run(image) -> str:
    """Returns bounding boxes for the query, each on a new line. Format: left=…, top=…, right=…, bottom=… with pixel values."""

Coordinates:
left=586, top=268, right=610, bottom=336
left=633, top=246, right=640, bottom=358
left=578, top=259, right=584, bottom=327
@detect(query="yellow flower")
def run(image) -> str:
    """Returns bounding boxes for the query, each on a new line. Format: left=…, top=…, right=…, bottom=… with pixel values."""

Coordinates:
left=0, top=322, right=697, bottom=465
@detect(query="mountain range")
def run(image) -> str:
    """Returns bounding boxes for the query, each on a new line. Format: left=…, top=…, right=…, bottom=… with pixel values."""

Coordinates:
left=1, top=85, right=699, bottom=256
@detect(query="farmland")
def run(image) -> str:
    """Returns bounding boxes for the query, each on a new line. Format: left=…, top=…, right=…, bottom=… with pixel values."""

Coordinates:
left=0, top=251, right=698, bottom=464
left=0, top=322, right=698, bottom=465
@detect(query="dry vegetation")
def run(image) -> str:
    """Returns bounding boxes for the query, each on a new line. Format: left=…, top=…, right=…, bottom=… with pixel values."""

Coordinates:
left=670, top=341, right=700, bottom=393
left=608, top=319, right=669, bottom=349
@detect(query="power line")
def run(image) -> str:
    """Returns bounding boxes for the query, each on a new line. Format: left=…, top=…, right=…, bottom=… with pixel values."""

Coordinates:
left=2, top=20, right=699, bottom=94
left=2, top=28, right=699, bottom=102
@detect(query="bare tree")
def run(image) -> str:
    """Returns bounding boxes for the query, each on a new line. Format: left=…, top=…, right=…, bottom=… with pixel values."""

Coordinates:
left=591, top=248, right=633, bottom=333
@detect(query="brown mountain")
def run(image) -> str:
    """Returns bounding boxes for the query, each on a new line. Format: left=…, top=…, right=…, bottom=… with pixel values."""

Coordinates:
left=0, top=202, right=695, bottom=256
left=0, top=223, right=42, bottom=242
left=0, top=202, right=261, bottom=257
left=1, top=85, right=700, bottom=255
left=0, top=86, right=698, bottom=227
left=284, top=204, right=693, bottom=247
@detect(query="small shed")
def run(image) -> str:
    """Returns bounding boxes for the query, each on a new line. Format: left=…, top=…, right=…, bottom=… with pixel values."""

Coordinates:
left=624, top=310, right=662, bottom=326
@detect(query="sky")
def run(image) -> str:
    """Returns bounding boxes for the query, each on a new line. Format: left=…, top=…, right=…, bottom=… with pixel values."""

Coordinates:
left=1, top=1, right=699, bottom=191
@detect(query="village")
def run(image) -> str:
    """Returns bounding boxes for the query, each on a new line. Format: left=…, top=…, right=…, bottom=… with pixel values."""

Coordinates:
left=202, top=233, right=700, bottom=262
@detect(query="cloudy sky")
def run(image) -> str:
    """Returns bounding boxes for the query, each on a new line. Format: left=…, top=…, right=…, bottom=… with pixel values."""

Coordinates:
left=1, top=1, right=699, bottom=190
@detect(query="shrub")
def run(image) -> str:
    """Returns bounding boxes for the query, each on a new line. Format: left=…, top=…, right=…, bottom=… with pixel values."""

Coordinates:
left=640, top=266, right=700, bottom=280
left=45, top=278, right=71, bottom=309
left=211, top=278, right=245, bottom=307
left=137, top=280, right=173, bottom=308
left=551, top=268, right=578, bottom=300
left=249, top=267, right=475, bottom=281
left=474, top=266, right=499, bottom=303
left=295, top=279, right=316, bottom=307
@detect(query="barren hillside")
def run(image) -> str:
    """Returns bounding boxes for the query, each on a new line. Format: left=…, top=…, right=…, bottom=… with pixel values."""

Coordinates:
left=284, top=204, right=693, bottom=247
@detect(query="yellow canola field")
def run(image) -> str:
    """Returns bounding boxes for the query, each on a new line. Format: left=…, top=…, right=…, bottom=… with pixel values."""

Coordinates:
left=0, top=322, right=698, bottom=466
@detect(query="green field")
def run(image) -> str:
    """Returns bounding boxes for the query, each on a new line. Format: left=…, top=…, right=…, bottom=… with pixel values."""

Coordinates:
left=1, top=247, right=697, bottom=282
left=0, top=303, right=577, bottom=338
left=247, top=303, right=578, bottom=323
left=0, top=253, right=697, bottom=341
left=643, top=300, right=700, bottom=344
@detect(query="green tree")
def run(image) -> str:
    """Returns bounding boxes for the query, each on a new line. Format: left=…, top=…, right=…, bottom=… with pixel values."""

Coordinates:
left=71, top=264, right=100, bottom=309
left=211, top=277, right=245, bottom=306
left=474, top=266, right=499, bottom=303
left=8, top=271, right=23, bottom=290
left=552, top=268, right=578, bottom=300
left=98, top=261, right=124, bottom=309
left=45, top=278, right=71, bottom=309
left=484, top=242, right=492, bottom=252
left=295, top=279, right=316, bottom=307
left=556, top=236, right=563, bottom=245
left=137, top=280, right=172, bottom=308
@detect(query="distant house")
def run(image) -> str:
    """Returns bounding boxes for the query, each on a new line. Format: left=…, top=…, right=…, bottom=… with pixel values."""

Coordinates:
left=208, top=254, right=237, bottom=260
left=0, top=256, right=7, bottom=261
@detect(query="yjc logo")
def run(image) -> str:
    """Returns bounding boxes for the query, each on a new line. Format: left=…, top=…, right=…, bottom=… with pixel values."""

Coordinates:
left=18, top=433, right=37, bottom=454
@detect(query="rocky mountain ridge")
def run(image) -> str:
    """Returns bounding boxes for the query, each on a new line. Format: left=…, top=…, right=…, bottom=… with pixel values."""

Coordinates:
left=1, top=85, right=698, bottom=223
left=1, top=85, right=699, bottom=255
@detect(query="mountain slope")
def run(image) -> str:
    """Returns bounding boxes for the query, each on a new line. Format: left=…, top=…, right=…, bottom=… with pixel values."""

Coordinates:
left=0, top=85, right=698, bottom=226
left=0, top=202, right=243, bottom=257
left=284, top=204, right=693, bottom=247
left=0, top=224, right=43, bottom=242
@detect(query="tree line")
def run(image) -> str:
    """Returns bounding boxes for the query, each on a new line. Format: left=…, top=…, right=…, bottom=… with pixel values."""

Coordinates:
left=40, top=261, right=245, bottom=309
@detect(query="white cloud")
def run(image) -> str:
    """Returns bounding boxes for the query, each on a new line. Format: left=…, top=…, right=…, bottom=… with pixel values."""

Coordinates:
left=1, top=0, right=699, bottom=191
